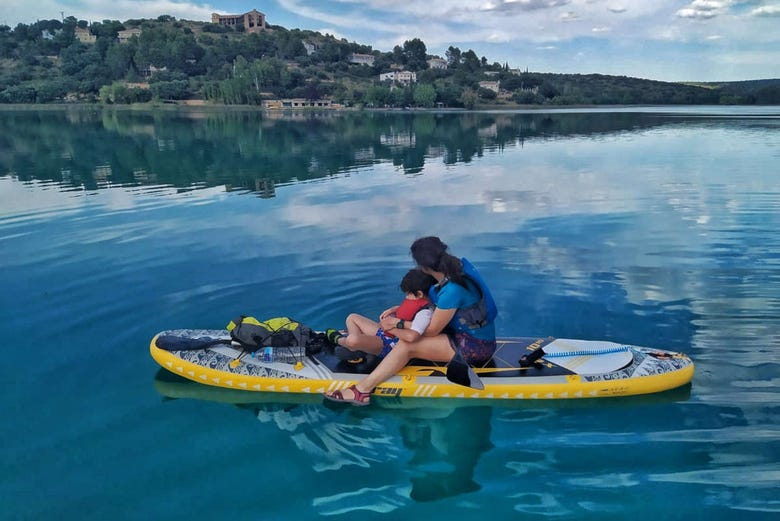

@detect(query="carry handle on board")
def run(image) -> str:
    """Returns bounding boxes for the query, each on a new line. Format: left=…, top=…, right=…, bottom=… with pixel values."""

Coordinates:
left=155, top=335, right=232, bottom=351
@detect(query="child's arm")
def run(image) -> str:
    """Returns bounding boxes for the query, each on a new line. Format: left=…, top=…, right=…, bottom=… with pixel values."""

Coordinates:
left=379, top=308, right=435, bottom=342
left=378, top=313, right=420, bottom=342
left=379, top=305, right=400, bottom=319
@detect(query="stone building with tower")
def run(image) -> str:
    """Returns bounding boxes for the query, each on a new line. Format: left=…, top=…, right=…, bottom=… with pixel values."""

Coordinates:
left=211, top=9, right=266, bottom=33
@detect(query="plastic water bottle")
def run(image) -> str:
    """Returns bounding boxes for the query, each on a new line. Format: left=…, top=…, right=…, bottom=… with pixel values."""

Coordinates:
left=262, top=346, right=273, bottom=363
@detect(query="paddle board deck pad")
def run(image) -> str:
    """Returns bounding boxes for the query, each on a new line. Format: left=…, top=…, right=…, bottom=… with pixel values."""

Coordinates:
left=150, top=330, right=694, bottom=400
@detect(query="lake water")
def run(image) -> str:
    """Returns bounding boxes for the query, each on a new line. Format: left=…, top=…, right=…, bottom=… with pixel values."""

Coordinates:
left=1, top=106, right=779, bottom=520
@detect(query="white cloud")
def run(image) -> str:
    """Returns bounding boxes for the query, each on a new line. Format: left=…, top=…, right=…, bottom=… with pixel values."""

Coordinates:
left=677, top=8, right=719, bottom=19
left=750, top=5, right=780, bottom=17
left=316, top=27, right=348, bottom=40
left=676, top=0, right=732, bottom=20
left=560, top=11, right=580, bottom=21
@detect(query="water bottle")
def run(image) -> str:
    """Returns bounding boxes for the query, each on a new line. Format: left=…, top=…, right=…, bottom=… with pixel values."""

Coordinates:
left=262, top=346, right=273, bottom=363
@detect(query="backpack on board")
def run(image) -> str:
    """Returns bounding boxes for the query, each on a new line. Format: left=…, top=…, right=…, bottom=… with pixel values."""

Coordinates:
left=226, top=315, right=327, bottom=355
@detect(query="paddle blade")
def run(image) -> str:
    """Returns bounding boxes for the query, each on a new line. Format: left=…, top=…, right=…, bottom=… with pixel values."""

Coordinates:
left=446, top=351, right=485, bottom=390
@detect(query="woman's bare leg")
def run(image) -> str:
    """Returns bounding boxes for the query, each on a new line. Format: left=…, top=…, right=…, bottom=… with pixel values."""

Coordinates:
left=334, top=334, right=455, bottom=399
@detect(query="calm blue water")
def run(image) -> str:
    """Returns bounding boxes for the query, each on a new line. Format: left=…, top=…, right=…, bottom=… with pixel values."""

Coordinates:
left=1, top=106, right=779, bottom=520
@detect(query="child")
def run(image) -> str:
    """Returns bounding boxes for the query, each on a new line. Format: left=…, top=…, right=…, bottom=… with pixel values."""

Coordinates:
left=327, top=269, right=436, bottom=364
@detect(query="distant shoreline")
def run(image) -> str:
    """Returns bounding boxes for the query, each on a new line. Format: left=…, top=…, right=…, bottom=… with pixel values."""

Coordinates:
left=1, top=102, right=776, bottom=113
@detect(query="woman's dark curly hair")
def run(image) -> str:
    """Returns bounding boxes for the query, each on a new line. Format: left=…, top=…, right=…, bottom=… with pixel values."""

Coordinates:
left=410, top=236, right=465, bottom=286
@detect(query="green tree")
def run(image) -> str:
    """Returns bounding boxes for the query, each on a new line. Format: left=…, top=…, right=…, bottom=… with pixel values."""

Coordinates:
left=91, top=20, right=124, bottom=39
left=461, top=50, right=481, bottom=73
left=150, top=80, right=190, bottom=99
left=512, top=90, right=539, bottom=104
left=390, top=87, right=406, bottom=107
left=460, top=87, right=477, bottom=109
left=392, top=44, right=404, bottom=65
left=478, top=87, right=496, bottom=100
left=539, top=81, right=559, bottom=100
left=413, top=83, right=436, bottom=107
left=105, top=40, right=136, bottom=79
left=35, top=78, right=73, bottom=102
left=446, top=46, right=461, bottom=67
left=433, top=80, right=462, bottom=107
left=365, top=85, right=390, bottom=107
left=402, top=38, right=427, bottom=71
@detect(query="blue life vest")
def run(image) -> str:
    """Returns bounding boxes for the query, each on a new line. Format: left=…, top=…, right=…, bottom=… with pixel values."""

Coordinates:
left=429, top=257, right=498, bottom=330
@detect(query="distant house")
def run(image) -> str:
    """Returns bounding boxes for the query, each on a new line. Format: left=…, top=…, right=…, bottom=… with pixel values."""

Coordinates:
left=141, top=65, right=168, bottom=79
left=478, top=81, right=500, bottom=93
left=74, top=27, right=96, bottom=44
left=349, top=53, right=375, bottom=66
left=263, top=98, right=335, bottom=109
left=303, top=41, right=317, bottom=55
left=427, top=57, right=447, bottom=69
left=380, top=70, right=417, bottom=85
left=379, top=71, right=417, bottom=85
left=211, top=9, right=266, bottom=33
left=118, top=28, right=142, bottom=43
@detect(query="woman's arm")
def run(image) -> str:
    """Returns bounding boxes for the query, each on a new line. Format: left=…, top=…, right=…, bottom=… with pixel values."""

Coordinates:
left=422, top=307, right=457, bottom=336
left=390, top=328, right=423, bottom=343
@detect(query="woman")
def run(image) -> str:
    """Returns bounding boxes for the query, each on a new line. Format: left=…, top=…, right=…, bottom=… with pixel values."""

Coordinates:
left=324, top=236, right=497, bottom=406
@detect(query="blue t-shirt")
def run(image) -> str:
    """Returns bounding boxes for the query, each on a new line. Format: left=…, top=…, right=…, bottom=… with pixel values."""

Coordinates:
left=432, top=279, right=496, bottom=341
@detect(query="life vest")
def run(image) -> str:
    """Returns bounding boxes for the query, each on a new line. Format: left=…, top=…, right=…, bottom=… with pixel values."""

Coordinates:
left=429, top=257, right=498, bottom=331
left=396, top=297, right=431, bottom=320
left=384, top=297, right=431, bottom=338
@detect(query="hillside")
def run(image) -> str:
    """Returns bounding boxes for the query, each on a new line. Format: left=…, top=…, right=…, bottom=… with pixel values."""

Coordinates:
left=1, top=15, right=778, bottom=107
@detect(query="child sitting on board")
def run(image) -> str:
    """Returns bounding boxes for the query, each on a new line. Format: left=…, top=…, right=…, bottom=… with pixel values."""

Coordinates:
left=326, top=269, right=436, bottom=366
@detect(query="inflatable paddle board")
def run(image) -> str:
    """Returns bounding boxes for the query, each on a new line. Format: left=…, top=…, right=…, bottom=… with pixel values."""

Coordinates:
left=150, top=330, right=694, bottom=400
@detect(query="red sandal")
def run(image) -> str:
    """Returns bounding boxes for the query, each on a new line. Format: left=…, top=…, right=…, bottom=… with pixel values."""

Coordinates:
left=324, top=384, right=372, bottom=406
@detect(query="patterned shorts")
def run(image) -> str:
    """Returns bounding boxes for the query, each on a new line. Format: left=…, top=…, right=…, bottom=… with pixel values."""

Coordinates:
left=375, top=327, right=399, bottom=357
left=448, top=331, right=496, bottom=364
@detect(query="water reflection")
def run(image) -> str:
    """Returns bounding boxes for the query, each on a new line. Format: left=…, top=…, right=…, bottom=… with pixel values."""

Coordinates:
left=153, top=370, right=696, bottom=513
left=153, top=369, right=492, bottom=510
left=3, top=107, right=777, bottom=194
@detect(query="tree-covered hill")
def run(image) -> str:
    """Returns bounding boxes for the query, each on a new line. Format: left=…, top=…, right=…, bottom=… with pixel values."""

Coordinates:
left=1, top=15, right=778, bottom=107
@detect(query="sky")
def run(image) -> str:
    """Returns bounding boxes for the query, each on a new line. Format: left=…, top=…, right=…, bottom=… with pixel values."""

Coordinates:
left=1, top=0, right=778, bottom=82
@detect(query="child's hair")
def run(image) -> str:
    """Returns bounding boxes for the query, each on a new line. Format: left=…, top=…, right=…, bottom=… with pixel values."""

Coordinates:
left=399, top=268, right=436, bottom=296
left=410, top=236, right=465, bottom=286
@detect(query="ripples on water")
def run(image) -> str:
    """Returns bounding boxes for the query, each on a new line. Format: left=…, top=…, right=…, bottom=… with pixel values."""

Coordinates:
left=1, top=107, right=779, bottom=520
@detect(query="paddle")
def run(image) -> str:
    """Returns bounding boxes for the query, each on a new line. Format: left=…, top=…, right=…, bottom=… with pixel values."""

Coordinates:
left=446, top=347, right=485, bottom=390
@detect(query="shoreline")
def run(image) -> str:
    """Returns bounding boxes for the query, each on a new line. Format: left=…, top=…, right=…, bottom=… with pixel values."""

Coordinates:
left=1, top=102, right=777, bottom=113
